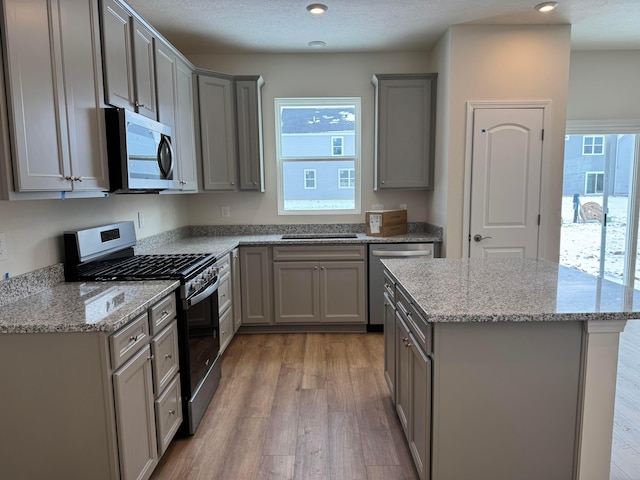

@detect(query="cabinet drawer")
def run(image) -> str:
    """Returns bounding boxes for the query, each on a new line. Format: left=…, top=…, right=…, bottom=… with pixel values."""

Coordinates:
left=273, top=245, right=366, bottom=261
left=149, top=293, right=176, bottom=335
left=151, top=320, right=180, bottom=394
left=396, top=287, right=432, bottom=355
left=218, top=271, right=232, bottom=315
left=216, top=253, right=231, bottom=278
left=154, top=374, right=182, bottom=456
left=219, top=307, right=233, bottom=354
left=110, top=312, right=150, bottom=370
left=383, top=270, right=396, bottom=303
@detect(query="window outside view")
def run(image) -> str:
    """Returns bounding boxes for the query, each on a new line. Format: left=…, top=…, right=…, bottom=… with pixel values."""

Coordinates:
left=275, top=98, right=361, bottom=214
left=560, top=133, right=639, bottom=286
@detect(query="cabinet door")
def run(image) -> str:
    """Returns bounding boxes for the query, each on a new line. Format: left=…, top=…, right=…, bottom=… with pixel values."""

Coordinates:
left=101, top=0, right=135, bottom=110
left=231, top=248, right=242, bottom=332
left=408, top=333, right=431, bottom=480
left=239, top=246, right=272, bottom=324
left=374, top=74, right=436, bottom=190
left=383, top=292, right=396, bottom=399
left=235, top=76, right=264, bottom=191
left=218, top=271, right=232, bottom=316
left=131, top=18, right=157, bottom=119
left=60, top=0, right=109, bottom=191
left=112, top=344, right=158, bottom=480
left=273, top=262, right=320, bottom=323
left=174, top=58, right=198, bottom=191
left=319, top=261, right=366, bottom=323
left=198, top=73, right=237, bottom=191
left=395, top=313, right=411, bottom=436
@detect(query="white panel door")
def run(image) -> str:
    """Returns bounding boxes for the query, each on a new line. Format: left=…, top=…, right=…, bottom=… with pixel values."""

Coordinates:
left=469, top=108, right=544, bottom=258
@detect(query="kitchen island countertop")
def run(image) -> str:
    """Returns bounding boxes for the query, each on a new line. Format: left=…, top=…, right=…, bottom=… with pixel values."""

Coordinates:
left=382, top=257, right=640, bottom=322
left=0, top=280, right=179, bottom=334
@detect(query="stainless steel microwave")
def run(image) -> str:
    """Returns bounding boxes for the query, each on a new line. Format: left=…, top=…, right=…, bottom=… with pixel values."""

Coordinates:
left=105, top=108, right=175, bottom=192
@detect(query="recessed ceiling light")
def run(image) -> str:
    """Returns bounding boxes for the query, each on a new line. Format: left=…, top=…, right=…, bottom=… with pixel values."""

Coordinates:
left=535, top=2, right=558, bottom=12
left=308, top=40, right=327, bottom=48
left=307, top=4, right=328, bottom=15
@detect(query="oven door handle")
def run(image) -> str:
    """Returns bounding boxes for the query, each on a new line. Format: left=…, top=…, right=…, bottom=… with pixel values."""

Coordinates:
left=187, top=279, right=219, bottom=308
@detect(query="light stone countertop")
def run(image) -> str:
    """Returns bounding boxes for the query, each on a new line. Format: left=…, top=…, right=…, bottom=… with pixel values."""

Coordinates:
left=135, top=232, right=441, bottom=258
left=382, top=257, right=640, bottom=322
left=0, top=280, right=179, bottom=334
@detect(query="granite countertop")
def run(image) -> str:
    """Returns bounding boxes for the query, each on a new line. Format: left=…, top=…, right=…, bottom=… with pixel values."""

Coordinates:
left=382, top=257, right=640, bottom=323
left=0, top=280, right=179, bottom=334
left=135, top=232, right=441, bottom=258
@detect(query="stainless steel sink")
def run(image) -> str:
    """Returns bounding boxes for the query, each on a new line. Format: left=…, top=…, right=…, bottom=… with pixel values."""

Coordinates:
left=281, top=233, right=358, bottom=239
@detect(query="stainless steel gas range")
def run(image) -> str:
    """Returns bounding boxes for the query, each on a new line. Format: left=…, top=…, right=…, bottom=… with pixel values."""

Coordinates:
left=64, top=221, right=220, bottom=435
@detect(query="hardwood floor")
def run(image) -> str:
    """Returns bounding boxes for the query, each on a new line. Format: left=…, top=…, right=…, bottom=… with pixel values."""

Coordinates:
left=611, top=319, right=640, bottom=480
left=151, top=333, right=417, bottom=480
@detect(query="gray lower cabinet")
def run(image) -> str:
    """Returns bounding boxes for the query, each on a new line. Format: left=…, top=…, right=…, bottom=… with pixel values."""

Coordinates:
left=231, top=248, right=242, bottom=332
left=0, top=291, right=181, bottom=480
left=372, top=73, right=437, bottom=190
left=216, top=253, right=235, bottom=353
left=1, top=0, right=109, bottom=193
left=383, top=291, right=396, bottom=398
left=113, top=343, right=158, bottom=480
left=240, top=246, right=273, bottom=325
left=272, top=245, right=367, bottom=324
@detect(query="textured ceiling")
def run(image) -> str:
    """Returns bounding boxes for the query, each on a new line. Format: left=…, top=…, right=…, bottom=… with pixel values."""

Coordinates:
left=125, top=0, right=640, bottom=54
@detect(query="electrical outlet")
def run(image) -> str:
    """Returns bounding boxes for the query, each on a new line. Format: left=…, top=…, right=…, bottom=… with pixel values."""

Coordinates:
left=0, top=232, right=8, bottom=261
left=221, top=205, right=231, bottom=217
left=400, top=204, right=407, bottom=210
left=372, top=204, right=384, bottom=210
left=137, top=212, right=145, bottom=229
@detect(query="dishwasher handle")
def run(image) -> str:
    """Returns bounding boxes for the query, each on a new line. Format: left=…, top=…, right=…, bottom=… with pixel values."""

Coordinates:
left=371, top=249, right=433, bottom=258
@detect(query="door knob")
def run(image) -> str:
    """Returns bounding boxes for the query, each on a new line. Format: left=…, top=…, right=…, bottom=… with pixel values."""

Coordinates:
left=473, top=234, right=492, bottom=242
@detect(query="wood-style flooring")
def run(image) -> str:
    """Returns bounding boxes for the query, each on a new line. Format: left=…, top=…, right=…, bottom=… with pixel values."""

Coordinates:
left=151, top=333, right=417, bottom=480
left=611, top=319, right=640, bottom=480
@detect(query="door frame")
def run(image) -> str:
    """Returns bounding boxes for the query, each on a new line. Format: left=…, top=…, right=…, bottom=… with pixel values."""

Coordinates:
left=462, top=100, right=553, bottom=258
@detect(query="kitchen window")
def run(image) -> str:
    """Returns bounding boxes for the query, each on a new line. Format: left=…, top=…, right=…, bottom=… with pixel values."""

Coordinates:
left=275, top=97, right=361, bottom=215
left=338, top=168, right=355, bottom=189
left=583, top=135, right=605, bottom=155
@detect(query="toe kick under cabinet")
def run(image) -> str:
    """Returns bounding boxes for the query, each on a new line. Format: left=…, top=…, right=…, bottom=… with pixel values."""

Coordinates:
left=0, top=291, right=182, bottom=480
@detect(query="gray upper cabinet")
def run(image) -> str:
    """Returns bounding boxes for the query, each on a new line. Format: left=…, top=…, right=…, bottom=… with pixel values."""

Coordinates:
left=235, top=76, right=265, bottom=192
left=372, top=73, right=437, bottom=190
left=101, top=0, right=157, bottom=120
left=1, top=0, right=109, bottom=193
left=197, top=72, right=238, bottom=191
left=155, top=41, right=197, bottom=191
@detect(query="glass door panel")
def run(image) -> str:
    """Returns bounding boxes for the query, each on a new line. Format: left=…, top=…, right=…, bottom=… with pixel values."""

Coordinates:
left=560, top=133, right=638, bottom=286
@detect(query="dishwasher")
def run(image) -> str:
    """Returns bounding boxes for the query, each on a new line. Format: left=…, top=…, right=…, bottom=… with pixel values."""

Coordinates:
left=368, top=243, right=436, bottom=329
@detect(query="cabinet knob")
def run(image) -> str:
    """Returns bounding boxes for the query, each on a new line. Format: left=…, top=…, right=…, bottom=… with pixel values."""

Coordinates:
left=164, top=353, right=172, bottom=359
left=180, top=180, right=188, bottom=185
left=134, top=100, right=145, bottom=109
left=64, top=176, right=73, bottom=181
left=314, top=266, right=318, bottom=270
left=169, top=410, right=176, bottom=415
left=253, top=182, right=257, bottom=185
left=381, top=180, right=385, bottom=184
left=231, top=182, right=235, bottom=186
left=74, top=176, right=83, bottom=182
left=129, top=334, right=140, bottom=342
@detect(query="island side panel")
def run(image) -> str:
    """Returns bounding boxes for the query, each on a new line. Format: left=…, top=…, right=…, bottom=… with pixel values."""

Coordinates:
left=431, top=321, right=583, bottom=480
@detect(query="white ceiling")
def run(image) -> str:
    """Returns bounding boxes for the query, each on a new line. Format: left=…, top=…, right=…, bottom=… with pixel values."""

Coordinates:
left=125, top=0, right=640, bottom=54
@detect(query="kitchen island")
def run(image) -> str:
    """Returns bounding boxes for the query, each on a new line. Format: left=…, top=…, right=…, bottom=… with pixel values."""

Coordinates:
left=382, top=257, right=639, bottom=480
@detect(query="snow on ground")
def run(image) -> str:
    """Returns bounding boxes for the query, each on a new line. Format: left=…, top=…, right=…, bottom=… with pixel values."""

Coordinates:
left=560, top=195, right=631, bottom=283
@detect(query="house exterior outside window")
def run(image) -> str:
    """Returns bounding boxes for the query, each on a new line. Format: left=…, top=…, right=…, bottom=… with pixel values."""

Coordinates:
left=585, top=171, right=604, bottom=195
left=304, top=169, right=316, bottom=189
left=583, top=135, right=605, bottom=155
left=338, top=168, right=355, bottom=188
left=275, top=97, right=361, bottom=214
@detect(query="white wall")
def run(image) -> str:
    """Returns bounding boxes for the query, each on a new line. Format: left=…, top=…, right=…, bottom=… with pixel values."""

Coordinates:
left=568, top=50, right=640, bottom=121
left=185, top=52, right=433, bottom=226
left=0, top=195, right=188, bottom=277
left=428, top=25, right=572, bottom=259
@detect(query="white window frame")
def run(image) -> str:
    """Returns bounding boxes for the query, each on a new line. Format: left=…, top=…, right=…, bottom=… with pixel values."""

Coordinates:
left=304, top=169, right=317, bottom=189
left=275, top=97, right=361, bottom=215
left=331, top=136, right=344, bottom=156
left=338, top=168, right=355, bottom=189
left=582, top=135, right=605, bottom=155
left=584, top=171, right=604, bottom=195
